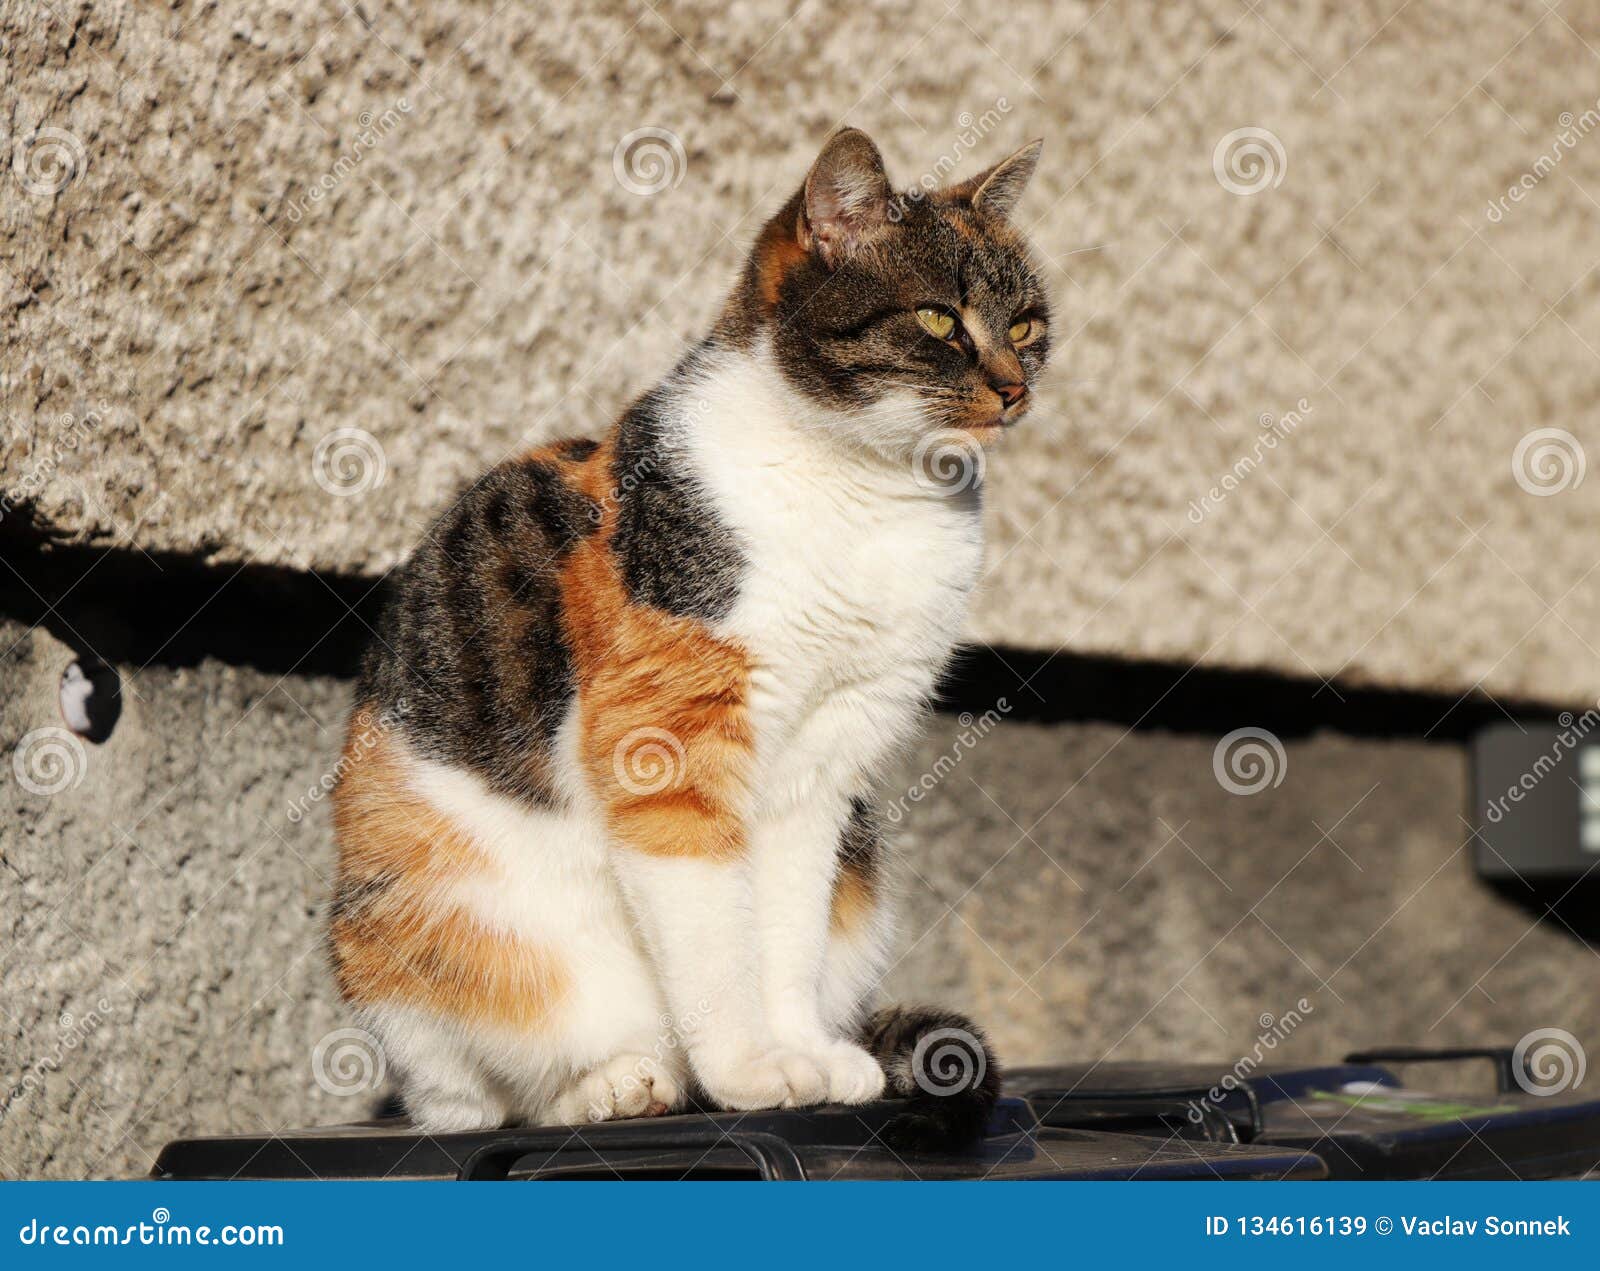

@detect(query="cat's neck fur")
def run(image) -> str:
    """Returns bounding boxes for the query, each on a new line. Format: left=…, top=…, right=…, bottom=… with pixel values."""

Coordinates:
left=652, top=334, right=983, bottom=510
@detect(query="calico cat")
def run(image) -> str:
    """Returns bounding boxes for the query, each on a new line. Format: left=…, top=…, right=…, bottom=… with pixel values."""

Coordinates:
left=329, top=128, right=1050, bottom=1146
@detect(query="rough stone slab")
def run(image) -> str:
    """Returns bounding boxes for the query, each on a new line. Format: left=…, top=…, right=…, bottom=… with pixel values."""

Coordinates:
left=5, top=620, right=1593, bottom=1177
left=5, top=2, right=1600, bottom=705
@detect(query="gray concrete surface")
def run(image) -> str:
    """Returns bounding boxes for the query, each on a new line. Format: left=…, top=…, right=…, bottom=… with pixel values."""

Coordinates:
left=5, top=1, right=1600, bottom=704
left=4, top=619, right=1593, bottom=1178
left=0, top=620, right=348, bottom=1178
left=885, top=713, right=1599, bottom=1075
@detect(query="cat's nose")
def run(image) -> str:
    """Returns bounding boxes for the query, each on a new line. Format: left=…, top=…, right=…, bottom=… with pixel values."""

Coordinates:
left=992, top=381, right=1027, bottom=408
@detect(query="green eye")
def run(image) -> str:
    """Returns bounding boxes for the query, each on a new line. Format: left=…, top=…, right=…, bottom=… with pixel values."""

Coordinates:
left=1009, top=318, right=1038, bottom=346
left=916, top=307, right=957, bottom=340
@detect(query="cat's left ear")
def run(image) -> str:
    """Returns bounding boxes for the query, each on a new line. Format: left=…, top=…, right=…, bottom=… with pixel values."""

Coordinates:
left=800, top=128, right=893, bottom=268
left=960, top=139, right=1043, bottom=218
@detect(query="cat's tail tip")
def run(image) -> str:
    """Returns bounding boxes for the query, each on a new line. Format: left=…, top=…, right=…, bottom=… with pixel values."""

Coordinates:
left=857, top=1004, right=1001, bottom=1151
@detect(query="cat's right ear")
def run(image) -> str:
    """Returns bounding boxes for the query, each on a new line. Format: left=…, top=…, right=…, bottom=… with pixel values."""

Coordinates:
left=800, top=129, right=892, bottom=269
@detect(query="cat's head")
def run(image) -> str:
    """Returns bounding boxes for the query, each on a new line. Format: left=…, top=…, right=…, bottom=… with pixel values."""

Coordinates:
left=728, top=127, right=1050, bottom=457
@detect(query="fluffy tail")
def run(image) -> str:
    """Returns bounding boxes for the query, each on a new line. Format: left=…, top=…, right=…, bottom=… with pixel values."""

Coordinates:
left=858, top=1004, right=1001, bottom=1150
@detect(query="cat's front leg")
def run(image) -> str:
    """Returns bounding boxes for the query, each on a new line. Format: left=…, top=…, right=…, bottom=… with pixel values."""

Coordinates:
left=580, top=589, right=870, bottom=1110
left=610, top=851, right=834, bottom=1110
left=750, top=795, right=886, bottom=1104
left=591, top=661, right=839, bottom=1109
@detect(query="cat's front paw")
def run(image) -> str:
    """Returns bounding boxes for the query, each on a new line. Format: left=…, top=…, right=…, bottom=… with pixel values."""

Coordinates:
left=696, top=1046, right=831, bottom=1111
left=815, top=1039, right=886, bottom=1104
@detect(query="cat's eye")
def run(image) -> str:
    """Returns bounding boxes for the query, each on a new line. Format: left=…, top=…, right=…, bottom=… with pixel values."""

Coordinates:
left=916, top=307, right=958, bottom=341
left=1009, top=318, right=1040, bottom=347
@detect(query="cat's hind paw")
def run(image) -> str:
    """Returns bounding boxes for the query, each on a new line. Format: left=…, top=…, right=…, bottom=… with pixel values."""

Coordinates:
left=546, top=1053, right=683, bottom=1125
left=405, top=1087, right=508, bottom=1133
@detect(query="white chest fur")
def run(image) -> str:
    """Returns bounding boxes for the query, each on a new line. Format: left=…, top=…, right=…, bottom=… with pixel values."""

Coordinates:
left=679, top=347, right=984, bottom=807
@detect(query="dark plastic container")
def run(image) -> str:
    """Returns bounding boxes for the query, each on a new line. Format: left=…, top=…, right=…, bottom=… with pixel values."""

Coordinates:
left=153, top=1094, right=1324, bottom=1181
left=1010, top=1046, right=1600, bottom=1180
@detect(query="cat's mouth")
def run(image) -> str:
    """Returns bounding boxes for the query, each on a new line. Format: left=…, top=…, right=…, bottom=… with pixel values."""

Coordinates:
left=918, top=385, right=1032, bottom=436
left=962, top=401, right=1030, bottom=433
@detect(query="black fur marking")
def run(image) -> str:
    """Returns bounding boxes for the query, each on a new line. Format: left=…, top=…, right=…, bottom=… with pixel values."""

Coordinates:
left=357, top=456, right=599, bottom=805
left=553, top=437, right=600, bottom=462
left=328, top=871, right=395, bottom=923
left=838, top=795, right=884, bottom=883
left=611, top=384, right=745, bottom=621
left=858, top=1004, right=1002, bottom=1151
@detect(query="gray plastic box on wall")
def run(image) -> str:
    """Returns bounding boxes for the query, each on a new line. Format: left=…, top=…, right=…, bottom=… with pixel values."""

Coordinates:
left=1471, top=721, right=1600, bottom=880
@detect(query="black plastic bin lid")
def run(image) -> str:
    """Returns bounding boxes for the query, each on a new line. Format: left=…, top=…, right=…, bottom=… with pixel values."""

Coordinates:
left=153, top=1095, right=1323, bottom=1181
left=1010, top=1047, right=1600, bottom=1180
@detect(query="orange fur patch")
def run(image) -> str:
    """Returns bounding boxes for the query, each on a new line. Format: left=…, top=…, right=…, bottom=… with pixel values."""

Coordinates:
left=558, top=442, right=755, bottom=860
left=330, top=707, right=567, bottom=1029
left=755, top=216, right=811, bottom=309
left=829, top=858, right=878, bottom=933
left=516, top=438, right=592, bottom=466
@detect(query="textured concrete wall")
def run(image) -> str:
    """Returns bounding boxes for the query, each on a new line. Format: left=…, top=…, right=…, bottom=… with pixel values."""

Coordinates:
left=5, top=619, right=1593, bottom=1177
left=0, top=622, right=348, bottom=1178
left=7, top=0, right=1599, bottom=1182
left=6, top=0, right=1600, bottom=704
